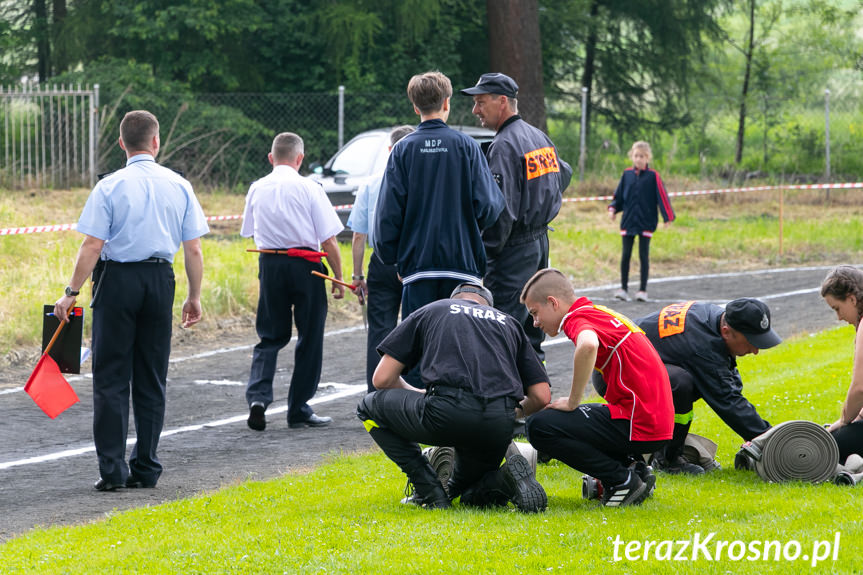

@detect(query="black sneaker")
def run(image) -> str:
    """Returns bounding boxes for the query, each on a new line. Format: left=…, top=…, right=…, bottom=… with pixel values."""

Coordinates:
left=650, top=453, right=705, bottom=475
left=247, top=402, right=266, bottom=431
left=500, top=453, right=547, bottom=513
left=601, top=470, right=649, bottom=507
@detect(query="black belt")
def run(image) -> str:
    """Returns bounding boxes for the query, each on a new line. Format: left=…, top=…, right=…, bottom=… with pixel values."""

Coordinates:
left=505, top=227, right=547, bottom=246
left=429, top=386, right=518, bottom=408
left=107, top=257, right=170, bottom=264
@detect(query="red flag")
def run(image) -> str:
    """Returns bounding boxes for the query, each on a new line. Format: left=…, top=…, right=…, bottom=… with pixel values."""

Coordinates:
left=24, top=354, right=80, bottom=419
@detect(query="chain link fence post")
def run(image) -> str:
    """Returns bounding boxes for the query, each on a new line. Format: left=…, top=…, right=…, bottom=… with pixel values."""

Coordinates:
left=338, top=85, right=345, bottom=149
left=579, top=86, right=587, bottom=182
left=824, top=88, right=831, bottom=200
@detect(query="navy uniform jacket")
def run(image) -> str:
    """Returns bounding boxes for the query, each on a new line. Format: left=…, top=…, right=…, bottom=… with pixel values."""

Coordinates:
left=373, top=119, right=504, bottom=284
left=482, top=115, right=573, bottom=257
left=609, top=165, right=674, bottom=236
left=636, top=302, right=771, bottom=441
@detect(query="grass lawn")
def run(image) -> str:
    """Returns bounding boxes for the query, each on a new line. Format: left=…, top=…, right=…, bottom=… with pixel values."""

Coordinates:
left=0, top=326, right=860, bottom=574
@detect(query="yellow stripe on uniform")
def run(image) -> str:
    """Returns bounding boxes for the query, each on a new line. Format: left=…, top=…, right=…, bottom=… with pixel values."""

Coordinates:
left=674, top=411, right=694, bottom=425
left=363, top=419, right=379, bottom=433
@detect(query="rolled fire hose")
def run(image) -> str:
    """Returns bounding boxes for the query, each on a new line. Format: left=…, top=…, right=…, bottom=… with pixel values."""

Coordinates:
left=422, top=446, right=455, bottom=495
left=737, top=420, right=839, bottom=484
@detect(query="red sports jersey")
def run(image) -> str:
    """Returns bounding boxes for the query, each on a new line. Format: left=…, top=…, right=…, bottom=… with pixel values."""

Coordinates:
left=561, top=297, right=673, bottom=441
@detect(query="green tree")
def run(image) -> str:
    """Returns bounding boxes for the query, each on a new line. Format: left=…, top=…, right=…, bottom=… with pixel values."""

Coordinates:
left=540, top=0, right=723, bottom=144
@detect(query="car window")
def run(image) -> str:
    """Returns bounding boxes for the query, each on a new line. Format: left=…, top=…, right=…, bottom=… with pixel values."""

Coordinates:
left=330, top=134, right=386, bottom=176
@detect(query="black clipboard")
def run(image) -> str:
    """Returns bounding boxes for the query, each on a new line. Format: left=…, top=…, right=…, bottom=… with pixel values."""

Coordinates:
left=41, top=305, right=84, bottom=374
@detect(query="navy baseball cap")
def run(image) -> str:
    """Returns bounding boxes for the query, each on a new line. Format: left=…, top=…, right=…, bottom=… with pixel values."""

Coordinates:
left=460, top=73, right=519, bottom=99
left=451, top=283, right=494, bottom=307
left=725, top=298, right=782, bottom=349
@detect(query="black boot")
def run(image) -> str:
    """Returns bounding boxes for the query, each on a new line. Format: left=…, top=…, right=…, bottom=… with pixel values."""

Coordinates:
left=402, top=461, right=451, bottom=510
left=461, top=454, right=547, bottom=513
left=650, top=447, right=704, bottom=475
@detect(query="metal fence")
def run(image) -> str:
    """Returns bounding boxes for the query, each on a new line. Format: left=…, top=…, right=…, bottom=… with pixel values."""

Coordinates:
left=0, top=83, right=858, bottom=191
left=0, top=84, right=98, bottom=189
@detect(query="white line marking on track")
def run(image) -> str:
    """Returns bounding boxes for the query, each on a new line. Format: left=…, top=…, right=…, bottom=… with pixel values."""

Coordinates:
left=576, top=265, right=840, bottom=292
left=169, top=326, right=366, bottom=364
left=0, top=266, right=848, bottom=397
left=193, top=379, right=244, bottom=386
left=0, top=384, right=367, bottom=470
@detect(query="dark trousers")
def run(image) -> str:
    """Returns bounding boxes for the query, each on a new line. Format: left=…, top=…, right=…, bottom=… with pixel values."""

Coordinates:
left=365, top=253, right=402, bottom=392
left=832, top=421, right=863, bottom=464
left=485, top=234, right=548, bottom=361
left=356, top=387, right=515, bottom=498
left=91, top=261, right=174, bottom=485
left=620, top=234, right=651, bottom=292
left=526, top=403, right=667, bottom=486
left=246, top=253, right=327, bottom=424
left=401, top=277, right=465, bottom=320
left=662, top=364, right=699, bottom=457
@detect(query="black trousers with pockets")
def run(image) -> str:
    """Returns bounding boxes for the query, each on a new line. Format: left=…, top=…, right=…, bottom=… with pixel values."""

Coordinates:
left=526, top=403, right=666, bottom=486
left=357, top=387, right=516, bottom=498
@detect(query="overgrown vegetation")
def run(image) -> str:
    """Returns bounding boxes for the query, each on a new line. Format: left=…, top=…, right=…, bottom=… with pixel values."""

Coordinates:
left=2, top=2, right=862, bottom=186
left=0, top=326, right=860, bottom=573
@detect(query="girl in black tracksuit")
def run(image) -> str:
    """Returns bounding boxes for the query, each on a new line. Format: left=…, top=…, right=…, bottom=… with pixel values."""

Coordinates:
left=608, top=141, right=675, bottom=302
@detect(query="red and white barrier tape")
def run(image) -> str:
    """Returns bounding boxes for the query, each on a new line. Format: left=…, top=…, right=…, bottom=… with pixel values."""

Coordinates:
left=3, top=183, right=860, bottom=236
left=0, top=223, right=77, bottom=236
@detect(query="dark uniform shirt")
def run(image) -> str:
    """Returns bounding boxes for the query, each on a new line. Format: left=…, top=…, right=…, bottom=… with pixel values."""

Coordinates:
left=482, top=115, right=572, bottom=256
left=637, top=301, right=771, bottom=441
left=377, top=299, right=547, bottom=400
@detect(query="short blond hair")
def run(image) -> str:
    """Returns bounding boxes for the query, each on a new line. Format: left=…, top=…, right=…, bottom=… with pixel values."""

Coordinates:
left=628, top=141, right=652, bottom=162
left=407, top=71, right=452, bottom=115
left=271, top=132, right=304, bottom=163
left=520, top=268, right=575, bottom=304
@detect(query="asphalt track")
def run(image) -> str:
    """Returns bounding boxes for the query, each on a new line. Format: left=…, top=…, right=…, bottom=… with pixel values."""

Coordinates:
left=0, top=265, right=846, bottom=541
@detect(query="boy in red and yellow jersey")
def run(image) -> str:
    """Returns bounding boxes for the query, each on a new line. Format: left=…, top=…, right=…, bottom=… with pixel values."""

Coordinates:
left=520, top=268, right=673, bottom=507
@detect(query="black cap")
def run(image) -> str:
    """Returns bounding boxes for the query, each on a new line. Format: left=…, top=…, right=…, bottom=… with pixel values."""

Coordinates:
left=450, top=283, right=494, bottom=307
left=459, top=73, right=519, bottom=99
left=724, top=298, right=782, bottom=349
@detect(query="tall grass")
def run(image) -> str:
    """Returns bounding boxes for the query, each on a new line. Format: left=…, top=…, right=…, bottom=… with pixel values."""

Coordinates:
left=0, top=326, right=860, bottom=573
left=2, top=186, right=862, bottom=356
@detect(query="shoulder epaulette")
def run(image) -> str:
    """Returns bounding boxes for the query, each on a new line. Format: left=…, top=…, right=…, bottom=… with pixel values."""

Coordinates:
left=162, top=165, right=185, bottom=178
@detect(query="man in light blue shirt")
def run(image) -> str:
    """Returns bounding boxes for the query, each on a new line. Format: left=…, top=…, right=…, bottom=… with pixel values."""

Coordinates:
left=347, top=125, right=413, bottom=392
left=54, top=110, right=208, bottom=492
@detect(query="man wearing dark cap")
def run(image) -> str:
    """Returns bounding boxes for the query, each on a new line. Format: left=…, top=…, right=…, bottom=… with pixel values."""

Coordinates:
left=460, top=73, right=573, bottom=361
left=635, top=298, right=783, bottom=474
left=356, top=283, right=551, bottom=512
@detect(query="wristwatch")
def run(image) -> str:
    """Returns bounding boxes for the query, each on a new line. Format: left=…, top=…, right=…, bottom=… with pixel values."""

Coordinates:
left=65, top=285, right=80, bottom=297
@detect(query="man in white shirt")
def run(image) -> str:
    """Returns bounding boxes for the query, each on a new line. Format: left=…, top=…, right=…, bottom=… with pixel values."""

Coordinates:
left=241, top=132, right=344, bottom=431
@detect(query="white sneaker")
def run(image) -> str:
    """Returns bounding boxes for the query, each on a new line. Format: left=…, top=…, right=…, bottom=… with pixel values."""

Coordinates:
left=614, top=289, right=630, bottom=301
left=635, top=291, right=648, bottom=302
